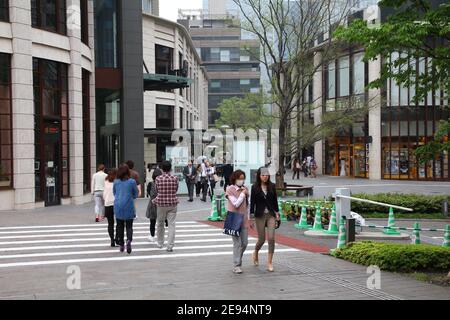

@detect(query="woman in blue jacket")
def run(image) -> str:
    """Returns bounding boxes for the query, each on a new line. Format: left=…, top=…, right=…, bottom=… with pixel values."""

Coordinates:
left=113, top=163, right=138, bottom=254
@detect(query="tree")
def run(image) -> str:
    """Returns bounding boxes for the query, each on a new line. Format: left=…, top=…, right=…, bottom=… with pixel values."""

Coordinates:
left=335, top=0, right=450, bottom=163
left=232, top=0, right=355, bottom=187
left=214, top=93, right=272, bottom=130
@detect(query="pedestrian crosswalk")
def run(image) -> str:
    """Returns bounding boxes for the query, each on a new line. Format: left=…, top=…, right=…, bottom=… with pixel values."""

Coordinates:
left=0, top=221, right=298, bottom=269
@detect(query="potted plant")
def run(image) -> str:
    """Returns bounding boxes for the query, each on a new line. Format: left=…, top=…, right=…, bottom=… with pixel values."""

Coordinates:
left=0, top=164, right=10, bottom=187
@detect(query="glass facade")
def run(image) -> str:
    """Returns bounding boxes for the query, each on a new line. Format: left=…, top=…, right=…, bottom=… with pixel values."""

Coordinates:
left=94, top=0, right=118, bottom=68
left=323, top=50, right=449, bottom=180
left=0, top=53, right=12, bottom=188
left=381, top=55, right=450, bottom=180
left=82, top=69, right=91, bottom=194
left=33, top=58, right=70, bottom=205
left=208, top=78, right=260, bottom=94
left=31, top=0, right=67, bottom=35
left=80, top=0, right=89, bottom=45
left=96, top=89, right=121, bottom=169
left=324, top=51, right=369, bottom=178
left=0, top=0, right=8, bottom=22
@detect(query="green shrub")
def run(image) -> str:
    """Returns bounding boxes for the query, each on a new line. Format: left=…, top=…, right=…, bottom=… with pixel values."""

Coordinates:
left=351, top=193, right=450, bottom=215
left=331, top=241, right=450, bottom=272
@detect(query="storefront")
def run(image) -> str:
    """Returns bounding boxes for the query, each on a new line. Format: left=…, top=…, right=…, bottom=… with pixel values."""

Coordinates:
left=324, top=120, right=369, bottom=178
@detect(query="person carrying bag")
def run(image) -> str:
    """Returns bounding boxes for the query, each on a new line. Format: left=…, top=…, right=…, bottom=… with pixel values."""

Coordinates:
left=224, top=170, right=249, bottom=274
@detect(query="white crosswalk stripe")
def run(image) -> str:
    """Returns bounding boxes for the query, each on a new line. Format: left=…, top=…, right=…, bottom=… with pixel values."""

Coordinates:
left=0, top=221, right=298, bottom=269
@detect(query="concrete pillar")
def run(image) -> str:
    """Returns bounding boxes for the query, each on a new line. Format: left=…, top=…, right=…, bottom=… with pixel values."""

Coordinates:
left=368, top=56, right=382, bottom=180
left=10, top=0, right=36, bottom=209
left=88, top=0, right=96, bottom=188
left=67, top=0, right=84, bottom=204
left=313, top=51, right=323, bottom=173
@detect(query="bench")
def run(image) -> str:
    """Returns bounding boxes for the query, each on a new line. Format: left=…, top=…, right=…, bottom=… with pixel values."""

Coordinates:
left=278, top=184, right=314, bottom=197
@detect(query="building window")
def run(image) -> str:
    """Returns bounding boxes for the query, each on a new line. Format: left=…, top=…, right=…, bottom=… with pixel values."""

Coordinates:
left=327, top=61, right=336, bottom=99
left=352, top=52, right=365, bottom=95
left=338, top=56, right=350, bottom=97
left=80, top=0, right=89, bottom=45
left=33, top=58, right=70, bottom=204
left=180, top=107, right=183, bottom=128
left=31, top=0, right=67, bottom=35
left=155, top=45, right=173, bottom=75
left=156, top=105, right=174, bottom=129
left=0, top=0, right=9, bottom=22
left=82, top=70, right=91, bottom=194
left=0, top=53, right=12, bottom=188
left=142, top=0, right=152, bottom=14
left=220, top=50, right=230, bottom=62
left=94, top=0, right=118, bottom=68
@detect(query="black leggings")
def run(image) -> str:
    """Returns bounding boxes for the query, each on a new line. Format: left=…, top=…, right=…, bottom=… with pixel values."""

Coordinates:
left=149, top=218, right=168, bottom=237
left=116, top=219, right=134, bottom=246
left=104, top=206, right=115, bottom=241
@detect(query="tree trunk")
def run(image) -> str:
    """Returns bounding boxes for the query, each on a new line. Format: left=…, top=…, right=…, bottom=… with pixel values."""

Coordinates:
left=276, top=121, right=286, bottom=190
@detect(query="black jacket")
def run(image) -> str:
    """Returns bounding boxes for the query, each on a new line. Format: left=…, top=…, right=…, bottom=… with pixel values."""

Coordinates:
left=250, top=183, right=279, bottom=218
left=183, top=165, right=197, bottom=183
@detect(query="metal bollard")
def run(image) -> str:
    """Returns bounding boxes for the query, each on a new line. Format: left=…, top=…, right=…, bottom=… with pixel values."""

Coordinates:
left=346, top=218, right=356, bottom=244
left=442, top=200, right=448, bottom=218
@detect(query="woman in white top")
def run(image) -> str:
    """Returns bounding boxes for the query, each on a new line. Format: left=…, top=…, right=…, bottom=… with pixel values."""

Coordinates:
left=103, top=168, right=117, bottom=247
left=91, top=164, right=108, bottom=222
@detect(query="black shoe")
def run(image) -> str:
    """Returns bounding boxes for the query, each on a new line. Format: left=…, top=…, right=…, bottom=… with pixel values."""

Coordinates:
left=201, top=198, right=206, bottom=202
left=188, top=199, right=193, bottom=202
left=126, top=240, right=132, bottom=254
left=110, top=240, right=116, bottom=247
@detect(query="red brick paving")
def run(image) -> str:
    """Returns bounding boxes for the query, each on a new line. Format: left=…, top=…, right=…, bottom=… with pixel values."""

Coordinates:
left=201, top=220, right=330, bottom=254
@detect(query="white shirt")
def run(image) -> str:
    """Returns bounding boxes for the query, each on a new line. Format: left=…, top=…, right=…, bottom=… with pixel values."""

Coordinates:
left=103, top=180, right=115, bottom=207
left=91, top=171, right=107, bottom=193
left=201, top=163, right=208, bottom=177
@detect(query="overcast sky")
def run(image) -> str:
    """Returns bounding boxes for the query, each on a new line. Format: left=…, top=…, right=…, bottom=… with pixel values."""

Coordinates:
left=160, top=0, right=203, bottom=22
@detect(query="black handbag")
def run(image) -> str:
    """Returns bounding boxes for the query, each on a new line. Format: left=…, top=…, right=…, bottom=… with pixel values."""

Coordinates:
left=220, top=178, right=224, bottom=187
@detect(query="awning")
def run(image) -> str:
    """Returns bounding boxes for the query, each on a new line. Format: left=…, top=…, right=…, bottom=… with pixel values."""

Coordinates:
left=143, top=73, right=192, bottom=91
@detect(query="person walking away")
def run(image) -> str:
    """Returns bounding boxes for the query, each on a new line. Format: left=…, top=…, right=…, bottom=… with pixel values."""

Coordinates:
left=222, top=163, right=233, bottom=191
left=145, top=163, right=154, bottom=198
left=126, top=160, right=141, bottom=219
left=146, top=168, right=162, bottom=242
left=302, top=159, right=308, bottom=177
left=153, top=161, right=179, bottom=252
left=92, top=164, right=107, bottom=222
left=200, top=159, right=209, bottom=202
left=113, top=164, right=138, bottom=254
left=226, top=170, right=249, bottom=274
left=103, top=168, right=117, bottom=247
left=195, top=164, right=202, bottom=198
left=250, top=167, right=281, bottom=272
left=292, top=159, right=300, bottom=180
left=207, top=162, right=217, bottom=199
left=310, top=158, right=318, bottom=178
left=183, top=160, right=196, bottom=202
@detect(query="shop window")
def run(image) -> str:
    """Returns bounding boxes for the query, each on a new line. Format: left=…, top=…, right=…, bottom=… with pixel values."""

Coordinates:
left=31, top=0, right=67, bottom=35
left=0, top=0, right=8, bottom=22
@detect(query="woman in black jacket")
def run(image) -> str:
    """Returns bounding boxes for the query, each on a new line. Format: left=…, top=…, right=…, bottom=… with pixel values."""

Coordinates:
left=250, top=167, right=280, bottom=272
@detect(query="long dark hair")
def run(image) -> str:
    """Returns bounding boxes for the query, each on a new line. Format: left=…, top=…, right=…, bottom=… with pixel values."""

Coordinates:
left=106, top=168, right=117, bottom=182
left=117, top=164, right=130, bottom=181
left=253, top=167, right=275, bottom=194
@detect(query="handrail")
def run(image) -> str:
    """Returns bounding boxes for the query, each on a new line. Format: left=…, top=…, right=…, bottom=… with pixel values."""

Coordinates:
left=334, top=194, right=413, bottom=212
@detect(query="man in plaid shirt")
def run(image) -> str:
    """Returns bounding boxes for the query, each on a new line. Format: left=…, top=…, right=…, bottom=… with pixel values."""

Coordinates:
left=153, top=160, right=179, bottom=252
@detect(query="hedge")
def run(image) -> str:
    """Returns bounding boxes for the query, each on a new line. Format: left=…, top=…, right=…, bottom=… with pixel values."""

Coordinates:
left=331, top=241, right=450, bottom=272
left=350, top=193, right=450, bottom=215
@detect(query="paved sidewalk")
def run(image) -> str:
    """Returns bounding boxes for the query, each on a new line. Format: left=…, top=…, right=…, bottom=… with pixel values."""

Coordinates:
left=284, top=170, right=450, bottom=198
left=0, top=199, right=448, bottom=300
